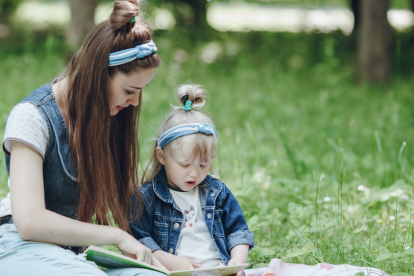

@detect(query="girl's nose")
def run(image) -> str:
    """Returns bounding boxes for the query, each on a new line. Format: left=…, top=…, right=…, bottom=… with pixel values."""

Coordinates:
left=189, top=168, right=199, bottom=178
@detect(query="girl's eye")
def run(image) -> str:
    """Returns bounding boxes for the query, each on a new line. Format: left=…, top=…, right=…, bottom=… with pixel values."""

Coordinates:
left=200, top=164, right=208, bottom=168
left=180, top=164, right=189, bottom=168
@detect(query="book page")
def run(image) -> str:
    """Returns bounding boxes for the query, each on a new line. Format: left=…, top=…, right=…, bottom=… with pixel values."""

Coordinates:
left=170, top=263, right=250, bottom=276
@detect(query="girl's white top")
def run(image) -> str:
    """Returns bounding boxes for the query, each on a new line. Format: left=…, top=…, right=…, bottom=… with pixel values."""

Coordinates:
left=169, top=186, right=224, bottom=268
left=0, top=103, right=48, bottom=218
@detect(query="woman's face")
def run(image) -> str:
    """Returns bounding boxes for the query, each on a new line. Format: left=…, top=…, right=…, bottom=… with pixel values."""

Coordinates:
left=108, top=68, right=156, bottom=116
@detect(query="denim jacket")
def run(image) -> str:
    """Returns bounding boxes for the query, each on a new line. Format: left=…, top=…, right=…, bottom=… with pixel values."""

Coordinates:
left=130, top=168, right=255, bottom=265
left=4, top=80, right=80, bottom=252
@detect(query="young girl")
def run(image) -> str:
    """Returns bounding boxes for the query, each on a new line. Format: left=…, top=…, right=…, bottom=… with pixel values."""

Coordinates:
left=131, top=84, right=255, bottom=275
left=0, top=0, right=165, bottom=275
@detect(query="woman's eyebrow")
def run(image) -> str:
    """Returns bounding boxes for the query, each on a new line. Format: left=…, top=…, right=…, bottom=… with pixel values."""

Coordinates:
left=128, top=85, right=143, bottom=90
left=128, top=83, right=151, bottom=90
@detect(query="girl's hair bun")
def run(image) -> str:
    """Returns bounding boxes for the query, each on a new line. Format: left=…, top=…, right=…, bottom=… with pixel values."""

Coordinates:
left=110, top=0, right=139, bottom=31
left=177, top=84, right=207, bottom=109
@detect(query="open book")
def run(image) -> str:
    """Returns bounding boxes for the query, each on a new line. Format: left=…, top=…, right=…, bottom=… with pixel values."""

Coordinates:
left=84, top=245, right=249, bottom=276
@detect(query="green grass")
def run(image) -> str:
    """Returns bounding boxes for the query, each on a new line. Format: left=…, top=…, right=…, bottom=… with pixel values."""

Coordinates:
left=0, top=32, right=413, bottom=275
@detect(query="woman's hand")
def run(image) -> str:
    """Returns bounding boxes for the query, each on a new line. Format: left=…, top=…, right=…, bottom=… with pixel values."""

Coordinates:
left=153, top=250, right=201, bottom=271
left=117, top=232, right=166, bottom=269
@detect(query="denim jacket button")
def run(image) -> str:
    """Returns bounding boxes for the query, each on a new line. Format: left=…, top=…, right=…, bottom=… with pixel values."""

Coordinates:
left=210, top=193, right=215, bottom=196
left=207, top=214, right=212, bottom=219
left=173, top=223, right=179, bottom=229
left=168, top=248, right=174, bottom=253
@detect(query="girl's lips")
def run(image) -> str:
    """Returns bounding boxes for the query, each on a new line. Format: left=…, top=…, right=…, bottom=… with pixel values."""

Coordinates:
left=116, top=106, right=123, bottom=111
left=185, top=181, right=196, bottom=187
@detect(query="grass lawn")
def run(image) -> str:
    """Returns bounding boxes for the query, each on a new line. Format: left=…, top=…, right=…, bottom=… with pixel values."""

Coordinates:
left=0, top=32, right=413, bottom=275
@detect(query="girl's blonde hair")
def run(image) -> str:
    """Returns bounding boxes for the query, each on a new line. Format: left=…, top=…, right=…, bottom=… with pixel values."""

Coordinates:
left=142, top=84, right=219, bottom=184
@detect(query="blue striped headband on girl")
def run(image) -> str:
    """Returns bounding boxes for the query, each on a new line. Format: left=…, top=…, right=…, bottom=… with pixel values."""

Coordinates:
left=157, top=123, right=218, bottom=148
left=108, top=40, right=157, bottom=66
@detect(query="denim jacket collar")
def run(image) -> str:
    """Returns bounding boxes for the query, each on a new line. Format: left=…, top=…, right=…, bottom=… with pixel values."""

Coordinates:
left=152, top=167, right=223, bottom=206
left=45, top=80, right=78, bottom=181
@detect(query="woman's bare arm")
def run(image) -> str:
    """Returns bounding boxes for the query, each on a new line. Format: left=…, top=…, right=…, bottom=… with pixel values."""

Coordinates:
left=10, top=141, right=164, bottom=268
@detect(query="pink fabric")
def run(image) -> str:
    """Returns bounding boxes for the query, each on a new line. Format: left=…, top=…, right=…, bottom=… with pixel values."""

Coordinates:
left=245, top=259, right=389, bottom=276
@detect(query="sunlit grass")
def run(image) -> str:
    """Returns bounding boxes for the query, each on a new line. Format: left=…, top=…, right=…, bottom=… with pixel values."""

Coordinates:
left=0, top=32, right=413, bottom=275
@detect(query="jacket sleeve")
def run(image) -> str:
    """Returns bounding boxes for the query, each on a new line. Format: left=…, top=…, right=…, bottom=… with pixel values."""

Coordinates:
left=130, top=187, right=162, bottom=252
left=220, top=184, right=255, bottom=252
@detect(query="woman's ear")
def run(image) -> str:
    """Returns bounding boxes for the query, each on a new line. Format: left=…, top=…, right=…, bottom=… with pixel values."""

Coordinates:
left=155, top=147, right=166, bottom=165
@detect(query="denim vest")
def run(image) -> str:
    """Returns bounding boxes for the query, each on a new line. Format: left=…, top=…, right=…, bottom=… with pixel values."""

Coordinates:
left=5, top=81, right=79, bottom=220
left=130, top=168, right=255, bottom=265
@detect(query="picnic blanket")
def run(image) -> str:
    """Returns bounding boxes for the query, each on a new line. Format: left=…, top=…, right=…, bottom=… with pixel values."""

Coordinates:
left=244, top=258, right=389, bottom=276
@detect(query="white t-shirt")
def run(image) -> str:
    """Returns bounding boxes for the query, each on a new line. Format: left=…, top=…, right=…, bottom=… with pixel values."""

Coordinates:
left=169, top=186, right=223, bottom=268
left=0, top=103, right=49, bottom=218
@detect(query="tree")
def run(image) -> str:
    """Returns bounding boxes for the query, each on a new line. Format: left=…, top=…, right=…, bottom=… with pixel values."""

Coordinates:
left=357, top=0, right=391, bottom=83
left=350, top=0, right=360, bottom=34
left=150, top=0, right=216, bottom=43
left=0, top=0, right=24, bottom=24
left=65, top=0, right=98, bottom=48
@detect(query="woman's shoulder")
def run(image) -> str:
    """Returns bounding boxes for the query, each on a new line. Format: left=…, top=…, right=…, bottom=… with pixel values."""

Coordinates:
left=3, top=102, right=49, bottom=159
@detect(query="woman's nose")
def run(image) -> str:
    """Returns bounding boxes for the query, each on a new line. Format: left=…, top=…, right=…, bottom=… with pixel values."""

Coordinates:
left=127, top=93, right=140, bottom=107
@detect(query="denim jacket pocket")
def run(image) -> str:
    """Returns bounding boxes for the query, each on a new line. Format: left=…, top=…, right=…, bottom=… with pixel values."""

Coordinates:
left=153, top=218, right=169, bottom=248
left=212, top=210, right=225, bottom=238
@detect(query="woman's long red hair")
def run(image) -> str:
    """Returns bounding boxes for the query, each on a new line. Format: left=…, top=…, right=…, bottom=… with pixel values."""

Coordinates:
left=64, top=0, right=160, bottom=230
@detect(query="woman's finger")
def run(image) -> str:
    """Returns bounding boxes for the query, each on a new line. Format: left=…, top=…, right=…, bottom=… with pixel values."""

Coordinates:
left=151, top=255, right=167, bottom=270
left=136, top=253, right=145, bottom=263
left=188, top=258, right=201, bottom=268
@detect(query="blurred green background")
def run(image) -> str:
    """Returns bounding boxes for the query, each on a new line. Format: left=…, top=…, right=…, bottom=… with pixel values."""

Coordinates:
left=1, top=0, right=414, bottom=274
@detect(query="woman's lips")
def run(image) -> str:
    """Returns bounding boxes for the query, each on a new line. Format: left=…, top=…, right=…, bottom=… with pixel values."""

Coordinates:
left=116, top=106, right=123, bottom=111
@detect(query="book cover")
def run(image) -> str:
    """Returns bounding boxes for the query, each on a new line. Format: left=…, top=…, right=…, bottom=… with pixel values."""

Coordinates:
left=84, top=245, right=170, bottom=275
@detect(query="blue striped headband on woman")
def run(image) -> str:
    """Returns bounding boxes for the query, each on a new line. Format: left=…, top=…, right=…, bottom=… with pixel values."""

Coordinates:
left=108, top=40, right=157, bottom=66
left=157, top=123, right=218, bottom=148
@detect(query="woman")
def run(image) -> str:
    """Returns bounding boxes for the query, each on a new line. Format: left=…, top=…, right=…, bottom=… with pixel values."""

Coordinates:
left=0, top=0, right=164, bottom=275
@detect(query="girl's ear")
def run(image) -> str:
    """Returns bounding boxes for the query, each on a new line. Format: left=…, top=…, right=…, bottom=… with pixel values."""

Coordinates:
left=155, top=147, right=166, bottom=165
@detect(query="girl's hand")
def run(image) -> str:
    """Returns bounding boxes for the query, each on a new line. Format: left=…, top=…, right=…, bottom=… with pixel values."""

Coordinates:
left=117, top=232, right=166, bottom=269
left=153, top=250, right=201, bottom=271
left=228, top=258, right=245, bottom=276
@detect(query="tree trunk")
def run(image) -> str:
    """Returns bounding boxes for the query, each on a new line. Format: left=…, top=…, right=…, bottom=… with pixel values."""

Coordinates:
left=357, top=0, right=391, bottom=83
left=65, top=0, right=98, bottom=48
left=411, top=0, right=414, bottom=46
left=350, top=0, right=360, bottom=34
left=171, top=0, right=215, bottom=43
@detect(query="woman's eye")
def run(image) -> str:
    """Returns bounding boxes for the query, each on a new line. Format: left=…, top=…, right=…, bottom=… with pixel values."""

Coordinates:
left=126, top=90, right=134, bottom=95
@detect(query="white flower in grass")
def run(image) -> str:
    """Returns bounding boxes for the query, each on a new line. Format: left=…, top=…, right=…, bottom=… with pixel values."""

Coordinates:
left=388, top=215, right=396, bottom=221
left=405, top=246, right=411, bottom=250
left=323, top=196, right=331, bottom=202
left=357, top=185, right=370, bottom=193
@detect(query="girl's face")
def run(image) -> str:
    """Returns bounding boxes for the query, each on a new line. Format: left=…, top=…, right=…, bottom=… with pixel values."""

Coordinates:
left=108, top=68, right=156, bottom=116
left=156, top=145, right=213, bottom=191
